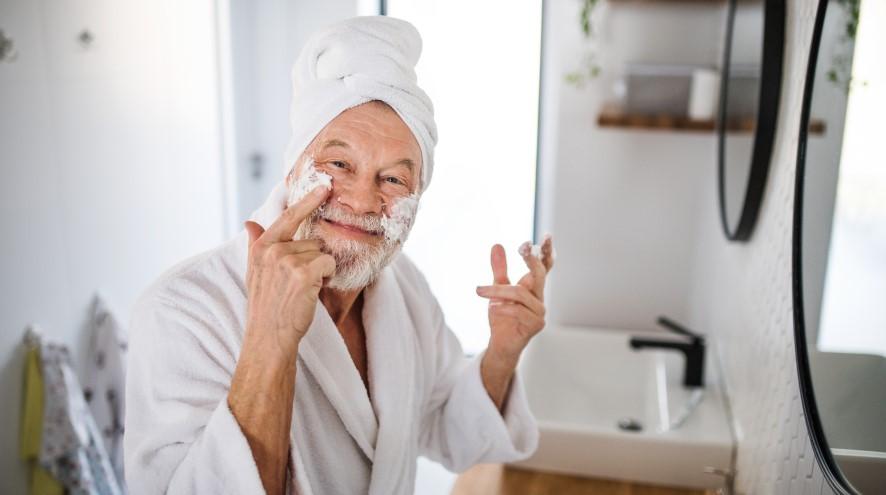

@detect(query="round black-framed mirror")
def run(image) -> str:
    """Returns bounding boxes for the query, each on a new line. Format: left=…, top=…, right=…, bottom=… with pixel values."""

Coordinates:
left=717, top=0, right=785, bottom=241
left=793, top=1, right=886, bottom=494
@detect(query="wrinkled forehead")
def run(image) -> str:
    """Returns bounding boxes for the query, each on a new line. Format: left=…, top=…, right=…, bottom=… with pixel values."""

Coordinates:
left=297, top=101, right=423, bottom=181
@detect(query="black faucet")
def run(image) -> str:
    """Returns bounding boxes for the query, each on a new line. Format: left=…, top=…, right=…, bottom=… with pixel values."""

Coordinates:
left=629, top=316, right=705, bottom=388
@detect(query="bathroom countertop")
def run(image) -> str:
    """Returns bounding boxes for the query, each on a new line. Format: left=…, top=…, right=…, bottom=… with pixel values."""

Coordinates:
left=451, top=464, right=713, bottom=495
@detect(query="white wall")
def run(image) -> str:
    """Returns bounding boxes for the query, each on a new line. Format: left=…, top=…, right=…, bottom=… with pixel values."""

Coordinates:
left=537, top=0, right=724, bottom=332
left=0, top=0, right=230, bottom=492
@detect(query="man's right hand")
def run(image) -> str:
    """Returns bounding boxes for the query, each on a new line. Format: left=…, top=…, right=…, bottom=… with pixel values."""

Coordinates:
left=243, top=185, right=336, bottom=362
left=230, top=185, right=334, bottom=495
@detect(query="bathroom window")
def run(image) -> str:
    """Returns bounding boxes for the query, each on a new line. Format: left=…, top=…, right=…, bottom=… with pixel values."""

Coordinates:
left=384, top=0, right=543, bottom=354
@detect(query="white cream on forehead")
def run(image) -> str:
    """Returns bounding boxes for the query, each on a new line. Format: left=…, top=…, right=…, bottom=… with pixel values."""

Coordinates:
left=381, top=192, right=420, bottom=244
left=287, top=158, right=332, bottom=206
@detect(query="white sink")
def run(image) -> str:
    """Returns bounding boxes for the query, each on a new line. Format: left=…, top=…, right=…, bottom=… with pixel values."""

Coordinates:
left=509, top=325, right=734, bottom=490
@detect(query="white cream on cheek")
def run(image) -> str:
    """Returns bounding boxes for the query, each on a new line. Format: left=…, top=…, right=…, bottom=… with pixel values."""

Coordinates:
left=287, top=158, right=333, bottom=207
left=288, top=156, right=421, bottom=243
left=380, top=192, right=420, bottom=244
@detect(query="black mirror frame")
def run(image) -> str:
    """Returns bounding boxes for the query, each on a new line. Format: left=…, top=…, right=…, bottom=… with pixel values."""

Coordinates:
left=717, top=0, right=786, bottom=241
left=792, top=0, right=859, bottom=493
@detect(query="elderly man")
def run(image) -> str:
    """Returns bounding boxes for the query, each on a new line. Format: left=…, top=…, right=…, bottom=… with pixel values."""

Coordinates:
left=124, top=15, right=554, bottom=495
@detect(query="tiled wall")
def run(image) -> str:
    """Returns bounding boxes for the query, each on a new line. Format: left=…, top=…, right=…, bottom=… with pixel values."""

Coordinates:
left=686, top=1, right=834, bottom=493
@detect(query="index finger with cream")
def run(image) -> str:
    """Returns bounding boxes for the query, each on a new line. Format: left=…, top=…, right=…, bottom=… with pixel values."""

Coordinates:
left=288, top=157, right=333, bottom=207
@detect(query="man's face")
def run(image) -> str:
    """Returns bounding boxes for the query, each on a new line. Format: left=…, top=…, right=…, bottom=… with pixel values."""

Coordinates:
left=285, top=100, right=423, bottom=291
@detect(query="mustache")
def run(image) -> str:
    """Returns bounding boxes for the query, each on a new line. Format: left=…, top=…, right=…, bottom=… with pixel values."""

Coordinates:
left=313, top=202, right=385, bottom=236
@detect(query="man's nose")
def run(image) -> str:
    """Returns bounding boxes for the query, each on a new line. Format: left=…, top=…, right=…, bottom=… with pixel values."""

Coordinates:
left=333, top=177, right=385, bottom=216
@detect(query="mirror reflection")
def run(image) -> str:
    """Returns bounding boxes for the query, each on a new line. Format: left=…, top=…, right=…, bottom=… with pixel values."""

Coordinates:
left=800, top=1, right=886, bottom=493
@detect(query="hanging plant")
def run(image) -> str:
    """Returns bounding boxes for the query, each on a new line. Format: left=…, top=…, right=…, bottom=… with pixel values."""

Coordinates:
left=565, top=0, right=603, bottom=88
left=828, top=0, right=866, bottom=94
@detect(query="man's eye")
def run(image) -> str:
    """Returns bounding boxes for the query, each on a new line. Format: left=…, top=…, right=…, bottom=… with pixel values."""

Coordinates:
left=385, top=177, right=406, bottom=186
left=330, top=161, right=348, bottom=169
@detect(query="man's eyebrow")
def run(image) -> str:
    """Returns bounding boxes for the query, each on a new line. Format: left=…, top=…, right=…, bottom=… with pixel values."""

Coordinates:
left=321, top=139, right=350, bottom=151
left=321, top=138, right=417, bottom=172
left=394, top=158, right=416, bottom=172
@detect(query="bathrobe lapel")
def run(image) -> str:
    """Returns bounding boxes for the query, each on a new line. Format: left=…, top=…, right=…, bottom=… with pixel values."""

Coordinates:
left=294, top=251, right=421, bottom=495
left=297, top=304, right=378, bottom=460
left=294, top=261, right=420, bottom=495
left=363, top=265, right=419, bottom=494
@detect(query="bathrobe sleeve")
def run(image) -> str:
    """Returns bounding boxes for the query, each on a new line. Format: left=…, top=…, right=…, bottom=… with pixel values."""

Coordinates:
left=124, top=291, right=266, bottom=495
left=415, top=278, right=540, bottom=473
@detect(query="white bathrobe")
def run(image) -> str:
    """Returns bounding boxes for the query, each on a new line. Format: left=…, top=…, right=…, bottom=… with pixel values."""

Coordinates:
left=123, top=181, right=539, bottom=495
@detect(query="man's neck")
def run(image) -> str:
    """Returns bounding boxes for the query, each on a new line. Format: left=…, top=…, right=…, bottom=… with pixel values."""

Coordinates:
left=319, top=286, right=364, bottom=327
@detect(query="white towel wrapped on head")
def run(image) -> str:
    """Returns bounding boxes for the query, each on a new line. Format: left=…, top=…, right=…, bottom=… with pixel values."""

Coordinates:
left=282, top=15, right=438, bottom=194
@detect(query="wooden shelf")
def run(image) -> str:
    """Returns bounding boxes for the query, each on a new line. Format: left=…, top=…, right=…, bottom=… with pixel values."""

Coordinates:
left=597, top=106, right=826, bottom=134
left=598, top=108, right=725, bottom=132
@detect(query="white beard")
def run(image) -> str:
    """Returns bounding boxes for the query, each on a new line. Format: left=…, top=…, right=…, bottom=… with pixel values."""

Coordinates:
left=294, top=203, right=407, bottom=291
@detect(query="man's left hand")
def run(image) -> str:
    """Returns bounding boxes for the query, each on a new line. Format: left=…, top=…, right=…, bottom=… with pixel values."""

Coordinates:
left=476, top=235, right=555, bottom=361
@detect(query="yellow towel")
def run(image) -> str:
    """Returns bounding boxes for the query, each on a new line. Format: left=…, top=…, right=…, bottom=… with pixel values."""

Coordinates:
left=20, top=346, right=64, bottom=495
